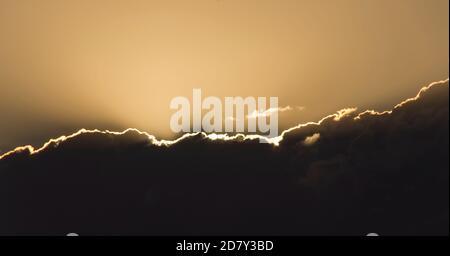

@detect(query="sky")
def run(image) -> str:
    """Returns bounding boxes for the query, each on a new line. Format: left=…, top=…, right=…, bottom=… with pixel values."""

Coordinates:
left=0, top=0, right=449, bottom=153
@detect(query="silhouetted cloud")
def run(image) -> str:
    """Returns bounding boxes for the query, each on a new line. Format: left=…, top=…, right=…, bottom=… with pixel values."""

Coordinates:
left=0, top=79, right=448, bottom=235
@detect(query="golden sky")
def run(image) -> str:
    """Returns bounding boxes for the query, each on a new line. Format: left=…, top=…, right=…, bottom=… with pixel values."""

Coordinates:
left=0, top=0, right=448, bottom=152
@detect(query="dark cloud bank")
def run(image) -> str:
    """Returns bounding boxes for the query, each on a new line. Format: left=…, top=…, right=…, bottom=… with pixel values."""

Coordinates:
left=0, top=82, right=448, bottom=236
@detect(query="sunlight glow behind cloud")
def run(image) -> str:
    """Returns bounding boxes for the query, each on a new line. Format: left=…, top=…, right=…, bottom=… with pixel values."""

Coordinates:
left=1, top=78, right=447, bottom=160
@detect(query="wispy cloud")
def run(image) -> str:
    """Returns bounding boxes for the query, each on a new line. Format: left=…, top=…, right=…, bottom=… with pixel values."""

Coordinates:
left=247, top=105, right=304, bottom=119
left=303, top=133, right=320, bottom=146
left=333, top=108, right=358, bottom=121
